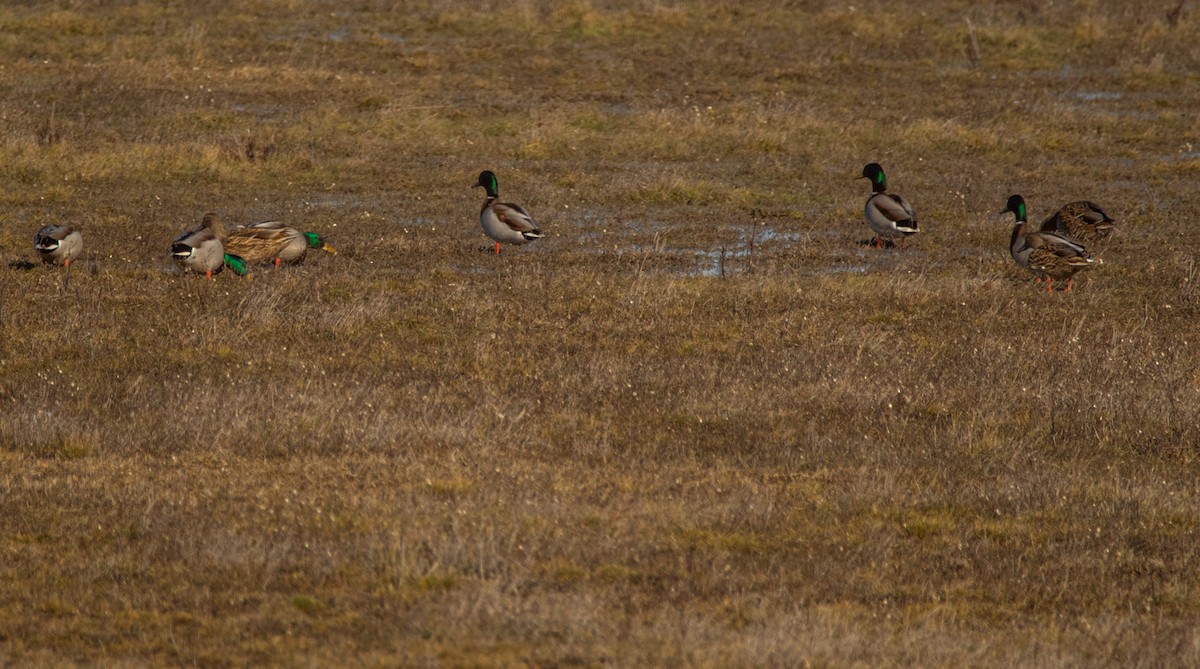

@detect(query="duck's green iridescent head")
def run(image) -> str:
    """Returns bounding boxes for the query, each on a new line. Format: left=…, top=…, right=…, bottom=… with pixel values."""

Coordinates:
left=474, top=170, right=499, bottom=198
left=304, top=231, right=336, bottom=253
left=861, top=163, right=887, bottom=191
left=1001, top=194, right=1027, bottom=222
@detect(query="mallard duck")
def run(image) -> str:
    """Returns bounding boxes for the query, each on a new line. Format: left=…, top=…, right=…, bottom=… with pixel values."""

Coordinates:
left=860, top=163, right=919, bottom=248
left=1002, top=195, right=1096, bottom=292
left=293, top=231, right=337, bottom=262
left=1039, top=200, right=1116, bottom=245
left=225, top=221, right=336, bottom=268
left=223, top=220, right=296, bottom=267
left=473, top=170, right=543, bottom=255
left=171, top=213, right=248, bottom=279
left=33, top=225, right=83, bottom=268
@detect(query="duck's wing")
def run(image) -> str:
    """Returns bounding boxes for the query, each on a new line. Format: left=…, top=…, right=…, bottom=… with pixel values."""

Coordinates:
left=1025, top=231, right=1091, bottom=261
left=871, top=193, right=917, bottom=225
left=493, top=202, right=540, bottom=234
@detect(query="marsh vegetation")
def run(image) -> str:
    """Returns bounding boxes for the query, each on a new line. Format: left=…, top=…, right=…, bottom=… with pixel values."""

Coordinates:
left=2, top=1, right=1199, bottom=665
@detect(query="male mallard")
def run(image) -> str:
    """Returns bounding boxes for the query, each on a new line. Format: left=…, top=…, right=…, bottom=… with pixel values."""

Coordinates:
left=224, top=220, right=337, bottom=268
left=473, top=170, right=543, bottom=255
left=292, top=231, right=336, bottom=263
left=1039, top=200, right=1116, bottom=245
left=33, top=225, right=83, bottom=268
left=171, top=213, right=248, bottom=279
left=1001, top=195, right=1096, bottom=292
left=860, top=163, right=919, bottom=248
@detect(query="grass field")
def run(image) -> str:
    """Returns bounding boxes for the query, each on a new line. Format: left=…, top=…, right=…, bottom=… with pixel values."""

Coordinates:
left=2, top=0, right=1200, bottom=666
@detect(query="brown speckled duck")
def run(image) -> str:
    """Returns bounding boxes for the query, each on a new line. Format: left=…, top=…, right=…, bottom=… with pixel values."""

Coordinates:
left=1039, top=200, right=1116, bottom=245
left=224, top=220, right=335, bottom=268
left=1002, top=195, right=1096, bottom=292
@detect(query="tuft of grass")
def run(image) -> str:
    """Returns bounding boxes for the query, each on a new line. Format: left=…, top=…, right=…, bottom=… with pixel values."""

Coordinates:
left=291, top=595, right=325, bottom=616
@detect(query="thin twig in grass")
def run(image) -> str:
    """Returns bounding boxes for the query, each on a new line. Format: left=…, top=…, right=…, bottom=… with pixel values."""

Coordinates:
left=965, top=18, right=981, bottom=69
left=1179, top=257, right=1196, bottom=306
left=37, top=102, right=60, bottom=146
left=1167, top=1, right=1185, bottom=28
left=385, top=104, right=452, bottom=112
left=745, top=221, right=758, bottom=275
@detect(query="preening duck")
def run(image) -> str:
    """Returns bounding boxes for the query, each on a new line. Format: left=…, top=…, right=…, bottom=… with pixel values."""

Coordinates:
left=171, top=213, right=248, bottom=279
left=34, top=225, right=83, bottom=269
left=1039, top=200, right=1116, bottom=245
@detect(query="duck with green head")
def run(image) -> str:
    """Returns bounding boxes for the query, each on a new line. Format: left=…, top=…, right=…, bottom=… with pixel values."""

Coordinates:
left=171, top=213, right=249, bottom=280
left=224, top=220, right=337, bottom=268
left=860, top=163, right=919, bottom=248
left=1002, top=195, right=1095, bottom=292
left=473, top=170, right=543, bottom=255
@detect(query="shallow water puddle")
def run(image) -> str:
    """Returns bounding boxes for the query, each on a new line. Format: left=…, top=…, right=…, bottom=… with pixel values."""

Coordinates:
left=1076, top=91, right=1123, bottom=102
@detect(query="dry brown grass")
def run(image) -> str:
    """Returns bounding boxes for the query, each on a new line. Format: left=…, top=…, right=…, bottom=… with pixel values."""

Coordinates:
left=3, top=0, right=1200, bottom=666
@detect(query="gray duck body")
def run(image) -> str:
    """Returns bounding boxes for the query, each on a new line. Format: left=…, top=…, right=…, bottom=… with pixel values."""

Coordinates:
left=473, top=170, right=543, bottom=253
left=34, top=225, right=83, bottom=267
left=172, top=213, right=227, bottom=278
left=860, top=163, right=918, bottom=246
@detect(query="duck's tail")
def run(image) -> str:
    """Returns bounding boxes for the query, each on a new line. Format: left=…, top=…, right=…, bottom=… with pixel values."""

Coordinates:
left=1069, top=256, right=1098, bottom=271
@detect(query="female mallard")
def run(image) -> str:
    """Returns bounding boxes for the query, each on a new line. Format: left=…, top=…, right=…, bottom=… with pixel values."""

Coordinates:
left=224, top=220, right=336, bottom=268
left=1039, top=200, right=1116, bottom=245
left=473, top=170, right=543, bottom=255
left=1001, top=195, right=1096, bottom=292
left=860, top=163, right=919, bottom=248
left=171, top=213, right=248, bottom=279
left=33, top=225, right=83, bottom=268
